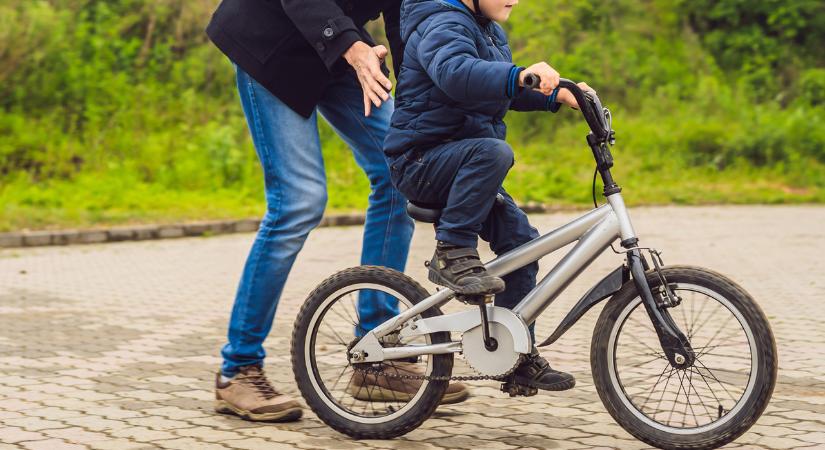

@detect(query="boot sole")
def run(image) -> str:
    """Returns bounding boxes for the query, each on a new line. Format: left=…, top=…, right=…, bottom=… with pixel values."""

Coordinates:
left=428, top=269, right=505, bottom=295
left=511, top=375, right=576, bottom=392
left=214, top=400, right=303, bottom=422
left=346, top=384, right=470, bottom=405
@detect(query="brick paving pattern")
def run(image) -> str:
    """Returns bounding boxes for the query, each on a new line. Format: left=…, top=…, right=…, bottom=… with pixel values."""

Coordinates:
left=1, top=206, right=823, bottom=449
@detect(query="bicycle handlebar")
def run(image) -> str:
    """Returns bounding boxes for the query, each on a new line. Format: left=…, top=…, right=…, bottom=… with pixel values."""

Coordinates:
left=520, top=73, right=610, bottom=142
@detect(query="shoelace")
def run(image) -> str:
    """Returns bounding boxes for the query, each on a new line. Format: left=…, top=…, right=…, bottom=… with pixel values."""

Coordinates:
left=238, top=369, right=279, bottom=400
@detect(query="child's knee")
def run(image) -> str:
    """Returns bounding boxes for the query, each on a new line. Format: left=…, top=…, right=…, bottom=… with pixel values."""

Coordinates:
left=475, top=139, right=514, bottom=171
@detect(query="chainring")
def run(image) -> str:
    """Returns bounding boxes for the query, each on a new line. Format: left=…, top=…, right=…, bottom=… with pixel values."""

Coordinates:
left=461, top=322, right=523, bottom=377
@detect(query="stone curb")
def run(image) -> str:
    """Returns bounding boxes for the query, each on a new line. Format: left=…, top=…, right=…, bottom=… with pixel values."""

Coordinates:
left=0, top=203, right=582, bottom=249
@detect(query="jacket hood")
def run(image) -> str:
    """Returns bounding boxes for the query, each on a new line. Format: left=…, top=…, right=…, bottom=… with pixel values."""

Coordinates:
left=400, top=0, right=473, bottom=43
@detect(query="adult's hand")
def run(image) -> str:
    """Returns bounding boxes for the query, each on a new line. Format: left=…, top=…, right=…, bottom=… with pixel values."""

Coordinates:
left=344, top=41, right=392, bottom=116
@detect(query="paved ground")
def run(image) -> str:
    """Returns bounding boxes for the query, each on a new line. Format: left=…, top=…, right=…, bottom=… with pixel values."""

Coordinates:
left=0, top=206, right=823, bottom=450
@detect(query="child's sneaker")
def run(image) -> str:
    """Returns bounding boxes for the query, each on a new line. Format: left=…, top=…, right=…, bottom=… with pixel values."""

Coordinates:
left=509, top=353, right=576, bottom=391
left=426, top=241, right=505, bottom=295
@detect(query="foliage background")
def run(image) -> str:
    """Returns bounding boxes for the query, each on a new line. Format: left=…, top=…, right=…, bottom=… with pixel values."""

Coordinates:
left=1, top=0, right=823, bottom=231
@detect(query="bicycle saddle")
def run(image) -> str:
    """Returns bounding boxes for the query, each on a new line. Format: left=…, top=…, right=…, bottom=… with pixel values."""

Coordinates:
left=406, top=201, right=443, bottom=223
left=406, top=194, right=506, bottom=223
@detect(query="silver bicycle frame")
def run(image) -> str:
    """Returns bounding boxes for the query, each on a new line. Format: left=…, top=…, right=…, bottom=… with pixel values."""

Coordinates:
left=351, top=192, right=638, bottom=362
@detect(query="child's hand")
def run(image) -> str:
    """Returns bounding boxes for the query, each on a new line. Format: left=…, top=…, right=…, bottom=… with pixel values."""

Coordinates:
left=519, top=62, right=559, bottom=95
left=557, top=82, right=595, bottom=110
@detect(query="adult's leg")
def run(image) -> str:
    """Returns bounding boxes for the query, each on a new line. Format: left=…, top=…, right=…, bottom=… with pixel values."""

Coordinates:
left=221, top=67, right=327, bottom=377
left=317, top=74, right=414, bottom=334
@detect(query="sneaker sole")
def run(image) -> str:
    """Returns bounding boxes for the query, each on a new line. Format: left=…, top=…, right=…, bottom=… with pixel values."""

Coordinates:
left=428, top=269, right=505, bottom=295
left=511, top=376, right=576, bottom=392
left=346, top=384, right=470, bottom=405
left=214, top=400, right=303, bottom=422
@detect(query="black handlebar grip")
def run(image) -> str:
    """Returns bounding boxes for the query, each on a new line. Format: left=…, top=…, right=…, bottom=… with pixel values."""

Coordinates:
left=522, top=73, right=541, bottom=89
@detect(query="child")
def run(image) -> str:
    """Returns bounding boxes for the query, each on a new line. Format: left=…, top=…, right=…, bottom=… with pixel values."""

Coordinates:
left=384, top=0, right=592, bottom=391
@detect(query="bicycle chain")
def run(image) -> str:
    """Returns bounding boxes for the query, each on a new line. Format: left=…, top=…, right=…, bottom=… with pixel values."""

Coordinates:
left=352, top=356, right=521, bottom=382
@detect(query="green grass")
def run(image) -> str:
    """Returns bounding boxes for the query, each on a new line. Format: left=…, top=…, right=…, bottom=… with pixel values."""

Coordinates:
left=2, top=112, right=822, bottom=233
left=1, top=0, right=823, bottom=232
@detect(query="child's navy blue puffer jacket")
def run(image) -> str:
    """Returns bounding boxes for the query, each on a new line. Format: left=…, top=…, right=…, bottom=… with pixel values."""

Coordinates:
left=383, top=0, right=557, bottom=156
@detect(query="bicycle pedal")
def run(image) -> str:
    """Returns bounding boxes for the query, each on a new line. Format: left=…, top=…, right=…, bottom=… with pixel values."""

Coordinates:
left=457, top=294, right=493, bottom=305
left=501, top=381, right=538, bottom=397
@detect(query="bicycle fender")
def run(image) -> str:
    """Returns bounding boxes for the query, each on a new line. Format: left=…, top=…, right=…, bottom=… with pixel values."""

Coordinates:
left=537, top=264, right=629, bottom=347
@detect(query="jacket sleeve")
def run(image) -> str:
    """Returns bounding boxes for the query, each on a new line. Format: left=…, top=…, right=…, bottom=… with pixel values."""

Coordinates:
left=510, top=89, right=562, bottom=112
left=280, top=0, right=362, bottom=72
left=383, top=2, right=404, bottom=77
left=416, top=19, right=515, bottom=102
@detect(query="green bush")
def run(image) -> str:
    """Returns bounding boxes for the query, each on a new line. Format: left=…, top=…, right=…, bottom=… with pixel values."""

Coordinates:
left=0, top=0, right=823, bottom=231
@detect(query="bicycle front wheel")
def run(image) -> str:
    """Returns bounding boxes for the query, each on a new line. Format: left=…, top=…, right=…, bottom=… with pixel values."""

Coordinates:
left=590, top=265, right=777, bottom=450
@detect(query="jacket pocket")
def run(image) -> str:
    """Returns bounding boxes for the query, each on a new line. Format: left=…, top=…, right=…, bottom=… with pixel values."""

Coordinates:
left=217, top=0, right=294, bottom=64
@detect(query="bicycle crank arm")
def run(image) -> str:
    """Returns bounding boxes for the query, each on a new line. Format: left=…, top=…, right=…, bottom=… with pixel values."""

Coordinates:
left=627, top=249, right=695, bottom=368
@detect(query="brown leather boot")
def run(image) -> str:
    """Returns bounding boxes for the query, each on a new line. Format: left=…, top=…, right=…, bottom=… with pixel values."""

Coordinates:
left=215, top=365, right=302, bottom=422
left=346, top=362, right=470, bottom=405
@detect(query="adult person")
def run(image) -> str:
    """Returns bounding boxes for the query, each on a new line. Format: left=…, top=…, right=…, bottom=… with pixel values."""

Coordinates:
left=205, top=0, right=469, bottom=422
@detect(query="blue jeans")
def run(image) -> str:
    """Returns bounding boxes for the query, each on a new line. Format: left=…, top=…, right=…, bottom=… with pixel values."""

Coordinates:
left=387, top=138, right=540, bottom=333
left=221, top=67, right=415, bottom=377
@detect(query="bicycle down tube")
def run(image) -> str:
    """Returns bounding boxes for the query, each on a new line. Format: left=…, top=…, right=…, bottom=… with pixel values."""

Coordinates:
left=366, top=202, right=621, bottom=341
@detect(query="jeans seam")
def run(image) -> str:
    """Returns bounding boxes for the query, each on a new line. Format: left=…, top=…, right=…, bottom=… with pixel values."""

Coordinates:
left=233, top=76, right=284, bottom=362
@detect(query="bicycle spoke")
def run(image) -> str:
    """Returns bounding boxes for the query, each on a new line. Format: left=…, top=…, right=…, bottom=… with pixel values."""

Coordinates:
left=692, top=359, right=741, bottom=403
left=310, top=286, right=428, bottom=419
left=687, top=292, right=710, bottom=339
left=614, top=285, right=755, bottom=431
left=695, top=315, right=738, bottom=355
left=652, top=366, right=678, bottom=422
left=323, top=321, right=348, bottom=346
left=679, top=368, right=700, bottom=427
left=689, top=297, right=722, bottom=340
left=666, top=369, right=686, bottom=426
left=317, top=329, right=347, bottom=347
left=627, top=311, right=657, bottom=335
left=687, top=366, right=715, bottom=421
left=623, top=353, right=668, bottom=370
left=621, top=323, right=665, bottom=358
left=638, top=363, right=673, bottom=412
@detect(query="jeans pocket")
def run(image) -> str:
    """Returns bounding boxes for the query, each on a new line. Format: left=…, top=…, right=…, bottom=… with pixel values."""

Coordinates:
left=390, top=152, right=429, bottom=200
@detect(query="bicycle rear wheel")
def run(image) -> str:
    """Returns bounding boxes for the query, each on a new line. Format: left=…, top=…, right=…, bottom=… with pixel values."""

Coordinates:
left=590, top=265, right=776, bottom=450
left=291, top=266, right=452, bottom=439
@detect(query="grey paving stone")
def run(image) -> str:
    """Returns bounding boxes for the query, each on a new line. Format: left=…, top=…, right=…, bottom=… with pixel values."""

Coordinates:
left=0, top=206, right=822, bottom=450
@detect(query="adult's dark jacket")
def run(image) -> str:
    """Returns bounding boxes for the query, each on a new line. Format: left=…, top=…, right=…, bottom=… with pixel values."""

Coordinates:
left=206, top=0, right=402, bottom=118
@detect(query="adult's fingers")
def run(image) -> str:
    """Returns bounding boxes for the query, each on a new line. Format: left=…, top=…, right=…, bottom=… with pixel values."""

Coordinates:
left=366, top=88, right=383, bottom=109
left=363, top=91, right=372, bottom=117
left=366, top=74, right=390, bottom=101
left=373, top=45, right=388, bottom=59
left=368, top=61, right=392, bottom=92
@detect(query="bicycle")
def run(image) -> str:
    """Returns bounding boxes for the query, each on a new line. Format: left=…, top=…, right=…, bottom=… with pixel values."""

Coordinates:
left=290, top=77, right=777, bottom=450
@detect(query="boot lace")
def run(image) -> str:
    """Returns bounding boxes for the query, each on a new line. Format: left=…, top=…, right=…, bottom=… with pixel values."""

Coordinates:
left=238, top=367, right=279, bottom=400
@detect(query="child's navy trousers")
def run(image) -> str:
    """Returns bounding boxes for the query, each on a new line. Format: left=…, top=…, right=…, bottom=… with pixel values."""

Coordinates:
left=387, top=137, right=540, bottom=311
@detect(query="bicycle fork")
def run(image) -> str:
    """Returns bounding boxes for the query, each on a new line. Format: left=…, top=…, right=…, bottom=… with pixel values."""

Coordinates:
left=608, top=192, right=695, bottom=369
left=627, top=248, right=695, bottom=369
